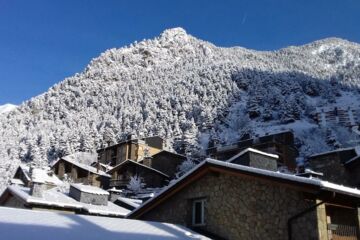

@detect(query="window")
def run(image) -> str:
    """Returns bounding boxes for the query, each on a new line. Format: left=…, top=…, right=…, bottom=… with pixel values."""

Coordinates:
left=192, top=199, right=206, bottom=226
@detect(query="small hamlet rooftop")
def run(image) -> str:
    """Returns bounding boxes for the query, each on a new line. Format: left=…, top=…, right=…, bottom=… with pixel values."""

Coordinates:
left=3, top=185, right=129, bottom=217
left=0, top=207, right=209, bottom=240
left=52, top=155, right=110, bottom=178
left=227, top=147, right=279, bottom=163
left=71, top=184, right=109, bottom=195
left=31, top=168, right=63, bottom=185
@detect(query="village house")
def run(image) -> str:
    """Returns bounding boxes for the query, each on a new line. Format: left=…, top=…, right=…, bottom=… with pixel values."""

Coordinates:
left=97, top=135, right=166, bottom=166
left=51, top=153, right=111, bottom=188
left=11, top=165, right=32, bottom=186
left=308, top=147, right=360, bottom=188
left=0, top=179, right=130, bottom=217
left=97, top=135, right=186, bottom=192
left=142, top=150, right=187, bottom=178
left=107, top=159, right=170, bottom=189
left=207, top=130, right=298, bottom=171
left=129, top=154, right=360, bottom=240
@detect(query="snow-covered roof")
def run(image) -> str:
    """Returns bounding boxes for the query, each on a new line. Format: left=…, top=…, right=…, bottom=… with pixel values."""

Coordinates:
left=108, top=159, right=170, bottom=178
left=309, top=147, right=355, bottom=158
left=52, top=155, right=110, bottom=178
left=0, top=207, right=209, bottom=240
left=151, top=150, right=186, bottom=159
left=5, top=185, right=129, bottom=217
left=17, top=164, right=31, bottom=181
left=10, top=178, right=25, bottom=185
left=107, top=187, right=123, bottom=193
left=227, top=147, right=279, bottom=163
left=117, top=197, right=142, bottom=208
left=32, top=168, right=63, bottom=185
left=130, top=158, right=360, bottom=217
left=71, top=183, right=109, bottom=195
left=344, top=155, right=360, bottom=165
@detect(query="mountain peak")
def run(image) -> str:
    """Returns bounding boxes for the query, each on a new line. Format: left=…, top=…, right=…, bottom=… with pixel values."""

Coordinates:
left=159, top=27, right=190, bottom=43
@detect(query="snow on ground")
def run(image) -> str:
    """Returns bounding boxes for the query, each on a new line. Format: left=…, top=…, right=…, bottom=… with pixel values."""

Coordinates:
left=0, top=207, right=209, bottom=240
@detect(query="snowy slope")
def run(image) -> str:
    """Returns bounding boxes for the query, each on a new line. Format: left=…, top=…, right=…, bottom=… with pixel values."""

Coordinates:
left=1, top=28, right=360, bottom=190
left=0, top=104, right=16, bottom=114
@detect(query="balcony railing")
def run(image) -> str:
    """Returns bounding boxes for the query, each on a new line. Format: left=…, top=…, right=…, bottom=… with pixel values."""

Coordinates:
left=327, top=224, right=358, bottom=240
left=109, top=179, right=129, bottom=188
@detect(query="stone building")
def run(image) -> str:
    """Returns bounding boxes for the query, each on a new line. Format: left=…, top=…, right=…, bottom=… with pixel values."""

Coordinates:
left=0, top=181, right=129, bottom=217
left=309, top=147, right=360, bottom=188
left=227, top=147, right=278, bottom=171
left=207, top=130, right=298, bottom=171
left=97, top=136, right=165, bottom=167
left=129, top=159, right=360, bottom=240
left=107, top=159, right=170, bottom=189
left=51, top=155, right=110, bottom=188
left=142, top=150, right=187, bottom=178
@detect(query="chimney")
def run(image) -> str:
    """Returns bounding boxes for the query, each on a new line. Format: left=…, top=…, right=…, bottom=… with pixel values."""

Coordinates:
left=69, top=184, right=109, bottom=206
left=143, top=156, right=153, bottom=167
left=30, top=167, right=47, bottom=198
left=30, top=181, right=46, bottom=198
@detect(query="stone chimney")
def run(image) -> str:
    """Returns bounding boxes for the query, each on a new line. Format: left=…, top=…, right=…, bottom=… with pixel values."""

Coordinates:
left=143, top=156, right=153, bottom=167
left=69, top=184, right=109, bottom=206
left=228, top=148, right=278, bottom=171
left=30, top=180, right=46, bottom=198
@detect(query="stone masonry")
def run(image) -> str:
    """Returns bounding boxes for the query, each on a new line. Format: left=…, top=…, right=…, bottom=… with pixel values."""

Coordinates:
left=141, top=172, right=323, bottom=240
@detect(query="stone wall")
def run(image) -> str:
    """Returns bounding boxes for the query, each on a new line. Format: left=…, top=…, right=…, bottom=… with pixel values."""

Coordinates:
left=249, top=152, right=278, bottom=171
left=69, top=187, right=108, bottom=206
left=140, top=172, right=322, bottom=240
left=309, top=155, right=351, bottom=186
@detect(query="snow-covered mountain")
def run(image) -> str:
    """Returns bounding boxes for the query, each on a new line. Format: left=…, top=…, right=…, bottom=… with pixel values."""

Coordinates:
left=1, top=28, right=360, bottom=190
left=0, top=104, right=16, bottom=115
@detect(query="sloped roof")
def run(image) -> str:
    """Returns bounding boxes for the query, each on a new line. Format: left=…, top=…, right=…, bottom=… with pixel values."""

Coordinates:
left=52, top=155, right=110, bottom=178
left=71, top=184, right=109, bottom=195
left=151, top=150, right=186, bottom=159
left=4, top=185, right=129, bottom=217
left=309, top=147, right=355, bottom=158
left=0, top=207, right=209, bottom=240
left=116, top=197, right=142, bottom=208
left=107, top=160, right=170, bottom=178
left=32, top=168, right=63, bottom=185
left=227, top=147, right=279, bottom=163
left=129, top=159, right=360, bottom=218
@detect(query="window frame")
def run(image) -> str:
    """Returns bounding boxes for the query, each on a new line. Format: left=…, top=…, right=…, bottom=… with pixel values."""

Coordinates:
left=192, top=198, right=206, bottom=226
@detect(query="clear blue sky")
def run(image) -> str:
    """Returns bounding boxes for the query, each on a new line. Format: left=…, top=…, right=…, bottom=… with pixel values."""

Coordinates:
left=1, top=0, right=360, bottom=105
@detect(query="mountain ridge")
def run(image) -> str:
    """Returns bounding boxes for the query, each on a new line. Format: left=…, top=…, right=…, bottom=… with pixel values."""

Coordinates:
left=1, top=28, right=360, bottom=190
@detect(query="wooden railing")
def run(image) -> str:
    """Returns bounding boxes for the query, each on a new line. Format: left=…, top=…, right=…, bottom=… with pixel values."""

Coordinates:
left=109, top=179, right=129, bottom=187
left=328, top=224, right=358, bottom=240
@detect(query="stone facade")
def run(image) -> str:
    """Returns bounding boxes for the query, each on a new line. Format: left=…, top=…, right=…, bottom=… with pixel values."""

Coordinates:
left=143, top=151, right=186, bottom=178
left=309, top=151, right=355, bottom=187
left=53, top=159, right=108, bottom=188
left=69, top=186, right=108, bottom=206
left=97, top=139, right=162, bottom=166
left=207, top=131, right=298, bottom=170
left=140, top=172, right=322, bottom=240
left=109, top=161, right=168, bottom=189
left=30, top=182, right=47, bottom=198
left=230, top=151, right=278, bottom=171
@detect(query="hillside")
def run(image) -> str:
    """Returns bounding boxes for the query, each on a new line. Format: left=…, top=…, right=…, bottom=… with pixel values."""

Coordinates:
left=1, top=28, right=360, bottom=190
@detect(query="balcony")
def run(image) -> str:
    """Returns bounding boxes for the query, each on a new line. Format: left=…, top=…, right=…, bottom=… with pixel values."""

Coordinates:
left=109, top=179, right=129, bottom=188
left=327, top=224, right=358, bottom=240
